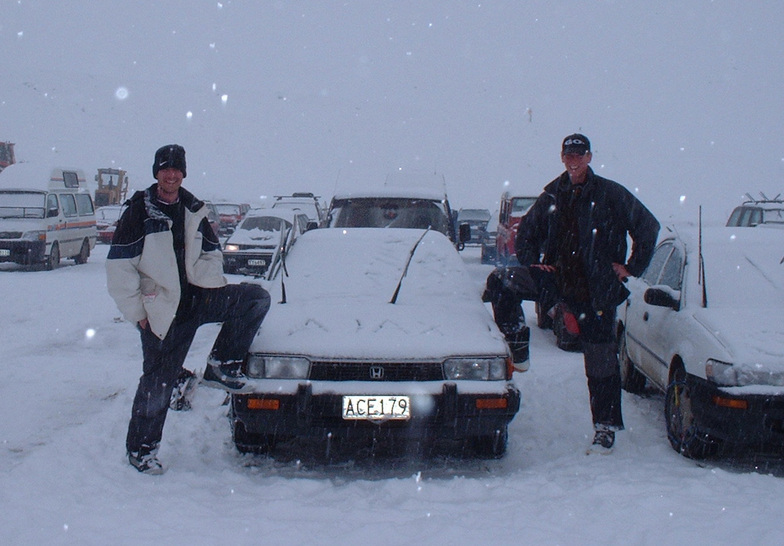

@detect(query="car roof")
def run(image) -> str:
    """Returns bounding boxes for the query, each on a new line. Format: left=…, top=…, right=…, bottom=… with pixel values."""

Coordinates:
left=245, top=208, right=305, bottom=221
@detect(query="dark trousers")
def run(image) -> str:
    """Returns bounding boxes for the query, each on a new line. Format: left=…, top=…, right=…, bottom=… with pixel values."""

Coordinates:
left=569, top=301, right=624, bottom=431
left=126, top=283, right=270, bottom=453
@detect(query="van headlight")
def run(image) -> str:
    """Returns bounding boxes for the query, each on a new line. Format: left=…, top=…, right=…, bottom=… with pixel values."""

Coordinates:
left=22, top=230, right=46, bottom=242
left=706, top=359, right=737, bottom=386
left=247, top=355, right=310, bottom=379
left=443, top=357, right=507, bottom=380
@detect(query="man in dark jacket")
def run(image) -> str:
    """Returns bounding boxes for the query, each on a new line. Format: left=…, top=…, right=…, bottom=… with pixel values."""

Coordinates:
left=517, top=133, right=660, bottom=453
left=107, top=144, right=270, bottom=474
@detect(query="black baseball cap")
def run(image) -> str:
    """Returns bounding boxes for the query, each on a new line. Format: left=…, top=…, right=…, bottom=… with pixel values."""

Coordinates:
left=562, top=134, right=590, bottom=155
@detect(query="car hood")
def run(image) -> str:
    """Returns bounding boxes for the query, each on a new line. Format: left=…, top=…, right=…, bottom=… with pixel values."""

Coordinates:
left=250, top=228, right=507, bottom=359
left=693, top=307, right=784, bottom=366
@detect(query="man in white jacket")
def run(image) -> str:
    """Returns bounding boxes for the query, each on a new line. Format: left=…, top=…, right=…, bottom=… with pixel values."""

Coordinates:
left=107, top=144, right=270, bottom=474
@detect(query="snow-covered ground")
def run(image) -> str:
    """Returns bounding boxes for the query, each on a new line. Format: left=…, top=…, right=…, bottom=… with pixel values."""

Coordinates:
left=2, top=245, right=784, bottom=545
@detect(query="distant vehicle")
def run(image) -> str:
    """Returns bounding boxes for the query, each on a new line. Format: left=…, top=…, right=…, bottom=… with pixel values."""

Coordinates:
left=480, top=212, right=499, bottom=264
left=93, top=168, right=129, bottom=208
left=0, top=163, right=96, bottom=269
left=617, top=224, right=784, bottom=459
left=496, top=192, right=538, bottom=264
left=327, top=174, right=469, bottom=248
left=222, top=208, right=311, bottom=278
left=457, top=208, right=491, bottom=246
left=95, top=205, right=124, bottom=244
left=230, top=227, right=521, bottom=458
left=726, top=194, right=784, bottom=228
left=203, top=201, right=221, bottom=239
left=214, top=203, right=246, bottom=236
left=271, top=193, right=326, bottom=227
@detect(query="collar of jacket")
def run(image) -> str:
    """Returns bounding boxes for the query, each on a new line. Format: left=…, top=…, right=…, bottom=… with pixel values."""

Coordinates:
left=142, top=183, right=206, bottom=221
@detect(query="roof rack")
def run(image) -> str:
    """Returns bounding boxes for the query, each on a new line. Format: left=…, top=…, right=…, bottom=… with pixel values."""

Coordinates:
left=743, top=192, right=783, bottom=204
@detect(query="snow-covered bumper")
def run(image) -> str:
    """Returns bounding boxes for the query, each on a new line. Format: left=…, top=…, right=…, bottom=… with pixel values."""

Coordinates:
left=231, top=379, right=520, bottom=444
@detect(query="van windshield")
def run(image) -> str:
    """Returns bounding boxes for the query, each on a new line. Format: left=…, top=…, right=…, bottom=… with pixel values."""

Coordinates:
left=0, top=191, right=46, bottom=219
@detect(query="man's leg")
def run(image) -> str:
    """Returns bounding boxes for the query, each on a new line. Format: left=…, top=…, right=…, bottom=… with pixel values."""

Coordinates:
left=126, top=318, right=198, bottom=470
left=201, top=283, right=270, bottom=391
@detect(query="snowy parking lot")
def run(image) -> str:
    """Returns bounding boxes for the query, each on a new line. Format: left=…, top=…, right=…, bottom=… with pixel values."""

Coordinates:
left=2, top=245, right=784, bottom=545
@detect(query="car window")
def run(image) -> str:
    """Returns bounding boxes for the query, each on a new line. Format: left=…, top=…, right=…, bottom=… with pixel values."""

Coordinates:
left=762, top=208, right=784, bottom=224
left=641, top=242, right=672, bottom=285
left=75, top=193, right=94, bottom=216
left=658, top=246, right=684, bottom=291
left=60, top=193, right=77, bottom=217
left=726, top=207, right=743, bottom=226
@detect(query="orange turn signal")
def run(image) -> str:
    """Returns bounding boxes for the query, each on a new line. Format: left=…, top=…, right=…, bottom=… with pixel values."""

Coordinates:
left=247, top=398, right=280, bottom=410
left=476, top=398, right=508, bottom=410
left=712, top=396, right=748, bottom=410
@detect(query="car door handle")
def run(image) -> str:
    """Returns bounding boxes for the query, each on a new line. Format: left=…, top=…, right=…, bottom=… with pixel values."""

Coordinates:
left=643, top=312, right=649, bottom=321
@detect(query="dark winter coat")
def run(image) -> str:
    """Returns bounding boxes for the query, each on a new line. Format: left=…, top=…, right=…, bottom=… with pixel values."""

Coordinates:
left=515, top=167, right=660, bottom=310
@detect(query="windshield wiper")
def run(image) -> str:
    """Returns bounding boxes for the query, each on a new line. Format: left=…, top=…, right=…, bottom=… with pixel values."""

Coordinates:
left=389, top=227, right=430, bottom=304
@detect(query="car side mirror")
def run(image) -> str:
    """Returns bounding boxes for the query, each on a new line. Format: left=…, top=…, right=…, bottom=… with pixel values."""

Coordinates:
left=306, top=221, right=318, bottom=231
left=643, top=286, right=680, bottom=311
left=458, top=222, right=471, bottom=243
left=47, top=207, right=59, bottom=218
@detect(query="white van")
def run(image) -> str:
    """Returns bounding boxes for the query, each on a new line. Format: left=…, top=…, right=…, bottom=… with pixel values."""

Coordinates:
left=0, top=163, right=97, bottom=269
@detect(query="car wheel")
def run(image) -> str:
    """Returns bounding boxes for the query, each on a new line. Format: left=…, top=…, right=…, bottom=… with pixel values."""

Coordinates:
left=619, top=331, right=646, bottom=393
left=46, top=242, right=60, bottom=270
left=74, top=239, right=90, bottom=264
left=470, top=426, right=508, bottom=459
left=665, top=367, right=721, bottom=459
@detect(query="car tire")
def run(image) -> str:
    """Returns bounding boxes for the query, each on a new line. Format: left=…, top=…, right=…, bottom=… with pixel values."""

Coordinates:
left=619, top=331, right=646, bottom=393
left=470, top=426, right=508, bottom=459
left=46, top=242, right=60, bottom=270
left=665, top=367, right=721, bottom=459
left=74, top=239, right=90, bottom=265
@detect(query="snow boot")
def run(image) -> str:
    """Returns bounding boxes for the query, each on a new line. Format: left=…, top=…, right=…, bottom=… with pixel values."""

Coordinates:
left=169, top=368, right=199, bottom=411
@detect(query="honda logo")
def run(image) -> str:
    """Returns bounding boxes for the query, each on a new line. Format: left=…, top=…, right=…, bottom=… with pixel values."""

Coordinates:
left=369, top=366, right=384, bottom=380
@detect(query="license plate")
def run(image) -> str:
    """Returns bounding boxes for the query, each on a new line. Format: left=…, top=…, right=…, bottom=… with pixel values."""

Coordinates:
left=342, top=395, right=410, bottom=421
left=0, top=249, right=9, bottom=256
left=247, top=259, right=267, bottom=266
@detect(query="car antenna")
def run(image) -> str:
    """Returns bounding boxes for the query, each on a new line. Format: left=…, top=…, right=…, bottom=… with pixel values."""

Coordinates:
left=698, top=205, right=708, bottom=308
left=389, top=227, right=430, bottom=304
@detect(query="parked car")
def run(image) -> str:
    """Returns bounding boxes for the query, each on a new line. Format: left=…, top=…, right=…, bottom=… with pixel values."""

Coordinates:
left=230, top=227, right=521, bottom=458
left=326, top=182, right=469, bottom=248
left=456, top=208, right=491, bottom=246
left=203, top=201, right=221, bottom=239
left=495, top=192, right=538, bottom=265
left=616, top=224, right=784, bottom=459
left=95, top=205, right=124, bottom=244
left=271, top=192, right=326, bottom=227
left=726, top=195, right=784, bottom=228
left=214, top=203, right=246, bottom=236
left=222, top=208, right=310, bottom=278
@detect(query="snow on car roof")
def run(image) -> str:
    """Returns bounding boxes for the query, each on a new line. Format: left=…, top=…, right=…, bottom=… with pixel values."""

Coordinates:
left=252, top=227, right=507, bottom=360
left=244, top=207, right=303, bottom=221
left=332, top=186, right=446, bottom=202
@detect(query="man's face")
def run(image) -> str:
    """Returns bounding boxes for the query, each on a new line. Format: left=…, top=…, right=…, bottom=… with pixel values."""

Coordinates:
left=156, top=167, right=184, bottom=202
left=561, top=151, right=592, bottom=183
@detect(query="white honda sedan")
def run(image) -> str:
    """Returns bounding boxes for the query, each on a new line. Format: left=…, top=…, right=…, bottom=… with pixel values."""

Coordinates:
left=231, top=227, right=521, bottom=458
left=617, top=224, right=784, bottom=458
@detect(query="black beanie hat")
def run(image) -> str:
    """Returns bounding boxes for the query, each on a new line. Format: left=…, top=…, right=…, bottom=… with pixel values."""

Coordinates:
left=152, top=144, right=187, bottom=179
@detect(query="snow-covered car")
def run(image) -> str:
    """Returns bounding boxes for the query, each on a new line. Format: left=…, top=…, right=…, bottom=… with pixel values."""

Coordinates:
left=726, top=195, right=784, bottom=228
left=271, top=192, right=326, bottom=227
left=231, top=227, right=521, bottom=457
left=222, top=208, right=310, bottom=277
left=617, top=224, right=784, bottom=459
left=94, top=205, right=123, bottom=244
left=214, top=202, right=247, bottom=236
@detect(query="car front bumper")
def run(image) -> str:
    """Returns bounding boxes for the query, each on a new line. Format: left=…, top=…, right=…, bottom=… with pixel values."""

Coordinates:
left=231, top=381, right=521, bottom=443
left=0, top=240, right=46, bottom=265
left=689, top=375, right=784, bottom=447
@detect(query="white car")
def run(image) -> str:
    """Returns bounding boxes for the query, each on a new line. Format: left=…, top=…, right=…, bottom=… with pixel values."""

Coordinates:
left=222, top=208, right=310, bottom=278
left=617, top=224, right=784, bottom=458
left=231, top=227, right=521, bottom=457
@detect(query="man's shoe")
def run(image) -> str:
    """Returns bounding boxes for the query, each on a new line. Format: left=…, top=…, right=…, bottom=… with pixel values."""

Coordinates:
left=505, top=327, right=530, bottom=371
left=128, top=446, right=165, bottom=475
left=586, top=430, right=615, bottom=455
left=202, top=361, right=252, bottom=393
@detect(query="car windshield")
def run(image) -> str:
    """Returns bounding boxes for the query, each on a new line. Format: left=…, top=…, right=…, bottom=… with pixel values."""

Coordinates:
left=511, top=197, right=537, bottom=215
left=0, top=190, right=46, bottom=219
left=216, top=204, right=241, bottom=215
left=458, top=209, right=490, bottom=222
left=329, top=197, right=450, bottom=234
left=239, top=215, right=290, bottom=232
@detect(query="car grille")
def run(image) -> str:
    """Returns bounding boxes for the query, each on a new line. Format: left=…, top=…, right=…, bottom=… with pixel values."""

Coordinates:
left=0, top=231, right=23, bottom=239
left=308, top=361, right=444, bottom=381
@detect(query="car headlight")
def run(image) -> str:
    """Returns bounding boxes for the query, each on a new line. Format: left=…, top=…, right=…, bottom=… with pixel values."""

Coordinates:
left=706, top=359, right=737, bottom=386
left=246, top=355, right=310, bottom=379
left=21, top=230, right=46, bottom=242
left=443, top=357, right=507, bottom=381
left=224, top=243, right=240, bottom=252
